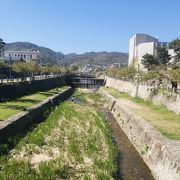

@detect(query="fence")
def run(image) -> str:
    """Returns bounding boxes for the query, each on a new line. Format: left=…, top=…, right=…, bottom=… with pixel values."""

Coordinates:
left=0, top=73, right=65, bottom=84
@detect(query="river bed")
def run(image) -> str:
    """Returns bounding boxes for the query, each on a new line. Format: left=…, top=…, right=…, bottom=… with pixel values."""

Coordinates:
left=103, top=110, right=154, bottom=180
left=68, top=93, right=155, bottom=180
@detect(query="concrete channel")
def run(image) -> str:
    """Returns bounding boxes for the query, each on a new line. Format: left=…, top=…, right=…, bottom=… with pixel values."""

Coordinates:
left=100, top=87, right=180, bottom=180
left=103, top=109, right=154, bottom=180
left=0, top=80, right=160, bottom=179
left=1, top=74, right=179, bottom=179
left=71, top=95, right=155, bottom=180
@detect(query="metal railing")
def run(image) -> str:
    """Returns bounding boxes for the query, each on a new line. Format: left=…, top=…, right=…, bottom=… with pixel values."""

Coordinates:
left=0, top=73, right=65, bottom=84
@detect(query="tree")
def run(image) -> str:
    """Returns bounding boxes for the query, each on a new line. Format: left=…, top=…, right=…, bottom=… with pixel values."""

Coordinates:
left=0, top=61, right=7, bottom=77
left=126, top=66, right=137, bottom=79
left=26, top=62, right=40, bottom=78
left=71, top=65, right=79, bottom=72
left=169, top=38, right=180, bottom=55
left=0, top=61, right=5, bottom=67
left=141, top=53, right=158, bottom=71
left=156, top=46, right=171, bottom=65
left=12, top=62, right=28, bottom=79
left=12, top=62, right=40, bottom=80
left=106, top=66, right=137, bottom=80
left=50, top=66, right=62, bottom=74
left=0, top=39, right=6, bottom=59
left=169, top=68, right=180, bottom=81
left=169, top=38, right=180, bottom=69
left=12, top=62, right=28, bottom=74
left=142, top=47, right=171, bottom=71
left=40, top=66, right=51, bottom=76
left=141, top=70, right=160, bottom=81
left=168, top=60, right=180, bottom=70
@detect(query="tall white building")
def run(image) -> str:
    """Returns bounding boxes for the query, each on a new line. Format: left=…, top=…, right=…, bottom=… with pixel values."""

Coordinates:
left=128, top=34, right=169, bottom=70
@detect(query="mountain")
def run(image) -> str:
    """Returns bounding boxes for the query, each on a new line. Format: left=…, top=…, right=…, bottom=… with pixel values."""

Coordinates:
left=5, top=42, right=65, bottom=65
left=60, top=52, right=128, bottom=66
left=62, top=52, right=128, bottom=66
left=5, top=42, right=128, bottom=66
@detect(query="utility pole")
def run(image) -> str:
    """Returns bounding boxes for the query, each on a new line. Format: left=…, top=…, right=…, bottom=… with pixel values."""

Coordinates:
left=9, top=57, right=12, bottom=80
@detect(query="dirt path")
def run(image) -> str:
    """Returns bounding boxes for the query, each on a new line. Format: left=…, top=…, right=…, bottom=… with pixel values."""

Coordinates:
left=118, top=99, right=156, bottom=119
left=103, top=109, right=154, bottom=180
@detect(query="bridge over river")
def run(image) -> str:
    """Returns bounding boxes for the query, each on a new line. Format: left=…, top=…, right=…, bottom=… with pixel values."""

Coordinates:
left=71, top=74, right=105, bottom=89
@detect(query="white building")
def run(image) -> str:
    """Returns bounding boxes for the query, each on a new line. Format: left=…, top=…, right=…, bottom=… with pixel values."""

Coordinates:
left=4, top=50, right=40, bottom=61
left=168, top=49, right=177, bottom=62
left=128, top=34, right=169, bottom=70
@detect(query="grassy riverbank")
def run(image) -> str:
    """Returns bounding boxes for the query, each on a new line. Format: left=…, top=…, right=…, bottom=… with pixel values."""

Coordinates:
left=103, top=87, right=180, bottom=140
left=0, top=86, right=69, bottom=121
left=0, top=90, right=117, bottom=179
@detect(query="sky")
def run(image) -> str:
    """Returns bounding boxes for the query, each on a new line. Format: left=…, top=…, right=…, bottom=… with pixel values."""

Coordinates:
left=0, top=0, right=180, bottom=54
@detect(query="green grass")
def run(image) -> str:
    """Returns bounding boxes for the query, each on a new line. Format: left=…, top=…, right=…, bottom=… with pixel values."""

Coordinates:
left=102, top=87, right=131, bottom=100
left=0, top=86, right=69, bottom=121
left=0, top=90, right=117, bottom=179
left=103, top=87, right=180, bottom=140
left=73, top=89, right=107, bottom=109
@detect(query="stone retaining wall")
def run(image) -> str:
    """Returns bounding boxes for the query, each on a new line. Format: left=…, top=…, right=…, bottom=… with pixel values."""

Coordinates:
left=105, top=76, right=180, bottom=115
left=0, top=87, right=75, bottom=143
left=0, top=75, right=73, bottom=101
left=100, top=88, right=180, bottom=180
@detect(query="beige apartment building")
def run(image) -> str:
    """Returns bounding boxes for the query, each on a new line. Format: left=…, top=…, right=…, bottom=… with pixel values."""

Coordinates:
left=4, top=50, right=40, bottom=61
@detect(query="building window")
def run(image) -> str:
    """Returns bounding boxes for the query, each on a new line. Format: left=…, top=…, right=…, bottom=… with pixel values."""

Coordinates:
left=30, top=55, right=32, bottom=59
left=15, top=54, right=17, bottom=57
left=21, top=55, right=23, bottom=58
left=18, top=54, right=20, bottom=57
left=24, top=54, right=26, bottom=59
left=9, top=54, right=11, bottom=56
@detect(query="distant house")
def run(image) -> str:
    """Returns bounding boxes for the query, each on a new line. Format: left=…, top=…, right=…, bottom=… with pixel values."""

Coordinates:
left=111, top=63, right=127, bottom=68
left=128, top=34, right=169, bottom=70
left=3, top=50, right=40, bottom=61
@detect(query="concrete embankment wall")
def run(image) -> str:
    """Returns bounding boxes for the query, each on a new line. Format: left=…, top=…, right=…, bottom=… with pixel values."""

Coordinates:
left=105, top=76, right=180, bottom=115
left=0, top=75, right=73, bottom=101
left=100, top=88, right=180, bottom=180
left=0, top=87, right=75, bottom=143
